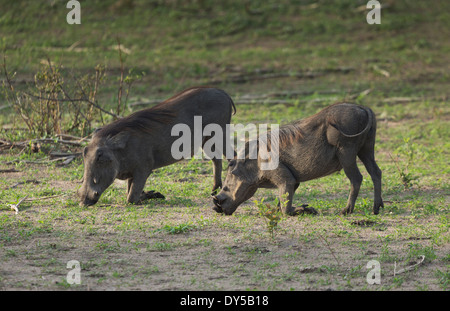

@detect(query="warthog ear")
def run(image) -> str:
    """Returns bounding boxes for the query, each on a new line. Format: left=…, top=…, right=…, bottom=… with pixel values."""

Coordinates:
left=106, top=131, right=130, bottom=150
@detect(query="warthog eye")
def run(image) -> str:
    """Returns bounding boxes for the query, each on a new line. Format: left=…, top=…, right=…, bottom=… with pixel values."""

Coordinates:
left=228, top=160, right=236, bottom=168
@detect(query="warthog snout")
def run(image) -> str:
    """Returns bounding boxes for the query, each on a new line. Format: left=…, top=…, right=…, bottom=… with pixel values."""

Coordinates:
left=212, top=194, right=235, bottom=215
left=212, top=195, right=224, bottom=213
left=212, top=195, right=221, bottom=206
left=211, top=188, right=247, bottom=215
left=77, top=181, right=101, bottom=207
left=79, top=189, right=101, bottom=207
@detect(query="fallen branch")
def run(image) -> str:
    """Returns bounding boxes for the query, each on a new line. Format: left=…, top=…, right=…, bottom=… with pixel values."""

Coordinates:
left=130, top=96, right=340, bottom=108
left=317, top=233, right=340, bottom=266
left=49, top=152, right=82, bottom=159
left=0, top=140, right=17, bottom=151
left=6, top=156, right=77, bottom=166
left=3, top=137, right=84, bottom=149
left=34, top=138, right=83, bottom=146
left=129, top=87, right=366, bottom=108
left=4, top=194, right=69, bottom=213
left=394, top=255, right=425, bottom=276
left=56, top=155, right=76, bottom=166
left=1, top=135, right=91, bottom=152
left=6, top=179, right=40, bottom=190
left=24, top=193, right=67, bottom=201
left=207, top=68, right=354, bottom=85
left=238, top=89, right=345, bottom=99
left=0, top=168, right=20, bottom=173
left=55, top=133, right=85, bottom=141
left=382, top=97, right=422, bottom=104
left=5, top=159, right=45, bottom=165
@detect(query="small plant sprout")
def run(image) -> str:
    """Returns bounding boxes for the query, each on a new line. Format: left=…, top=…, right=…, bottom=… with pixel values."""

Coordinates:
left=254, top=193, right=288, bottom=239
left=389, top=137, right=420, bottom=189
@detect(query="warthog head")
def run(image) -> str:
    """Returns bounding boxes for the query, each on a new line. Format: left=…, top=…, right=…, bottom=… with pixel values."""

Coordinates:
left=212, top=158, right=259, bottom=215
left=78, top=132, right=127, bottom=206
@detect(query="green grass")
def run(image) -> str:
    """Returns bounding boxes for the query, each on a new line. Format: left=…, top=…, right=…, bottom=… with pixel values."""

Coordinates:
left=1, top=1, right=449, bottom=118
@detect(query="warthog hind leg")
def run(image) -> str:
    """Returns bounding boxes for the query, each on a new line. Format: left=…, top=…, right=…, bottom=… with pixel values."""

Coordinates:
left=338, top=151, right=363, bottom=215
left=358, top=137, right=384, bottom=215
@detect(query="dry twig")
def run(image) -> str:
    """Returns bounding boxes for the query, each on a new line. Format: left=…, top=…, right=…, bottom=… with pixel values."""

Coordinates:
left=394, top=255, right=425, bottom=276
left=6, top=179, right=40, bottom=190
left=317, top=232, right=340, bottom=266
left=0, top=168, right=19, bottom=173
left=23, top=92, right=120, bottom=119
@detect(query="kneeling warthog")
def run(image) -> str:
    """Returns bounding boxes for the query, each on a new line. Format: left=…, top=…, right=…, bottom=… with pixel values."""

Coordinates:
left=78, top=87, right=235, bottom=206
left=213, top=103, right=383, bottom=216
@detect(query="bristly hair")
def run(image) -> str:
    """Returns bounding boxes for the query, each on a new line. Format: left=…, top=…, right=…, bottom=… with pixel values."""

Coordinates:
left=276, top=122, right=304, bottom=147
left=95, top=107, right=176, bottom=138
left=155, top=86, right=236, bottom=115
left=262, top=122, right=304, bottom=151
left=238, top=122, right=304, bottom=159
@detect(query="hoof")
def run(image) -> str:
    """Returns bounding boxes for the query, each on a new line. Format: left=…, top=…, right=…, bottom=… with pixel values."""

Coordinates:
left=289, top=204, right=318, bottom=216
left=373, top=200, right=384, bottom=215
left=294, top=204, right=318, bottom=215
left=141, top=190, right=165, bottom=200
left=340, top=206, right=354, bottom=215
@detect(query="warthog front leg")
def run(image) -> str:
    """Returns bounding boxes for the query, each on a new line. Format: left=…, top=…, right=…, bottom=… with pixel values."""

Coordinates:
left=273, top=165, right=318, bottom=216
left=277, top=182, right=296, bottom=215
left=211, top=158, right=222, bottom=195
left=277, top=184, right=318, bottom=216
left=126, top=171, right=151, bottom=204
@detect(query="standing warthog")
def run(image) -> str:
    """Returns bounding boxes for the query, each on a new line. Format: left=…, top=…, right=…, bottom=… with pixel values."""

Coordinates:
left=78, top=86, right=235, bottom=206
left=212, top=103, right=383, bottom=216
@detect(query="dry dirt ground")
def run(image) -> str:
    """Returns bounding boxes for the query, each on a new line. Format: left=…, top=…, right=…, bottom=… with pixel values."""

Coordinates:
left=0, top=162, right=448, bottom=291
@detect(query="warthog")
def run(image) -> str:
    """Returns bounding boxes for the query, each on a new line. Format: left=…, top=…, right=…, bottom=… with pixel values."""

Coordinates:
left=78, top=86, right=235, bottom=206
left=213, top=103, right=383, bottom=216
